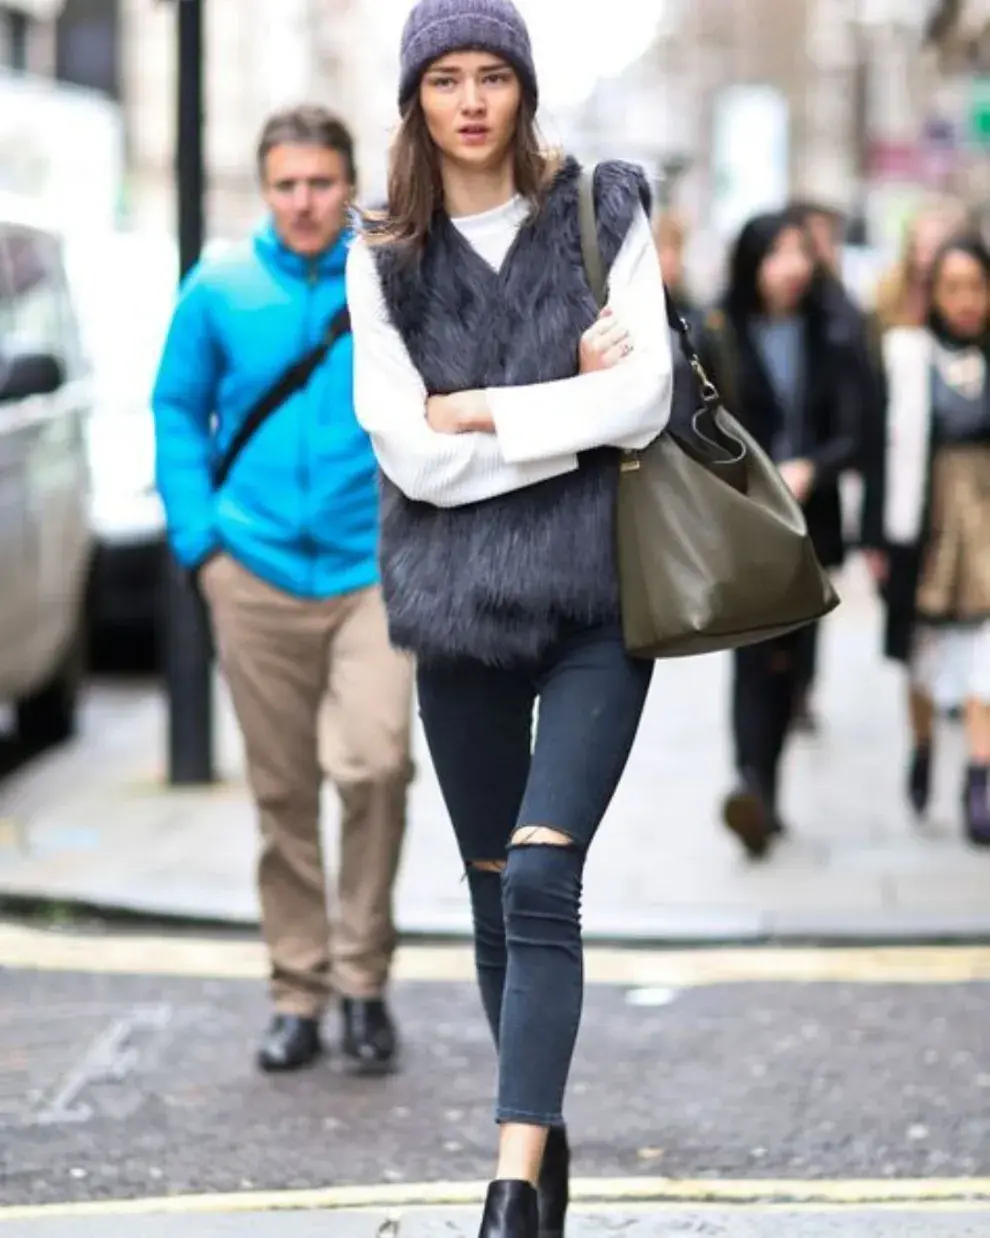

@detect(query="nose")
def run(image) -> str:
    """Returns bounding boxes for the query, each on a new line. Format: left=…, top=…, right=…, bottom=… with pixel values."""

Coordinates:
left=460, top=78, right=485, bottom=114
left=291, top=182, right=314, bottom=214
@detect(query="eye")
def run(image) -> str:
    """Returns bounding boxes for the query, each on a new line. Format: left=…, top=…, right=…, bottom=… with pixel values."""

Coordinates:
left=483, top=70, right=512, bottom=85
left=428, top=74, right=456, bottom=89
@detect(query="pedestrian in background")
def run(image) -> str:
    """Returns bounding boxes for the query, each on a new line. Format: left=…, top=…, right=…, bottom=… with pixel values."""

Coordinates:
left=789, top=199, right=886, bottom=733
left=862, top=198, right=972, bottom=763
left=653, top=210, right=698, bottom=329
left=153, top=107, right=412, bottom=1077
left=347, top=0, right=673, bottom=1232
left=699, top=209, right=861, bottom=859
left=873, top=198, right=972, bottom=333
left=864, top=236, right=990, bottom=844
left=655, top=209, right=704, bottom=435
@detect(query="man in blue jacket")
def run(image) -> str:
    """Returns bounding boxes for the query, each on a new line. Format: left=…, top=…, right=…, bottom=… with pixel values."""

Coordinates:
left=153, top=107, right=412, bottom=1075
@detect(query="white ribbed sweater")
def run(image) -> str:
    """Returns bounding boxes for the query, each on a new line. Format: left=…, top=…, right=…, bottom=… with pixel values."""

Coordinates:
left=346, top=195, right=673, bottom=509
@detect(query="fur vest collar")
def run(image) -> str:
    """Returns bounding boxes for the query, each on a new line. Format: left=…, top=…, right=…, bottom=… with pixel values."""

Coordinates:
left=371, top=157, right=648, bottom=666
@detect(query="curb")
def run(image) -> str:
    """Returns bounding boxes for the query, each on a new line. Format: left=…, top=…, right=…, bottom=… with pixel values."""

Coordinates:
left=3, top=1178, right=990, bottom=1222
left=5, top=924, right=990, bottom=985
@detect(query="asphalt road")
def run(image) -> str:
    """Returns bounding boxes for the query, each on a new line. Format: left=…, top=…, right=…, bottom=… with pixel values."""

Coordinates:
left=4, top=967, right=990, bottom=1207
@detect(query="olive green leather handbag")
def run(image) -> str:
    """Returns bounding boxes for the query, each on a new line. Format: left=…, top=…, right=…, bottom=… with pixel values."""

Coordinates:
left=577, top=170, right=838, bottom=658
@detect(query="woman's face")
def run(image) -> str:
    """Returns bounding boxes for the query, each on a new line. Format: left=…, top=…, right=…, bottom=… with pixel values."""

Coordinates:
left=931, top=249, right=989, bottom=340
left=419, top=51, right=522, bottom=171
left=911, top=212, right=960, bottom=279
left=757, top=225, right=813, bottom=314
left=657, top=238, right=684, bottom=291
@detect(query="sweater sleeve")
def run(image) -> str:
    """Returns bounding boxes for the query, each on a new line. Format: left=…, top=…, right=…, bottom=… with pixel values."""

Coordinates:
left=346, top=238, right=580, bottom=509
left=486, top=206, right=674, bottom=463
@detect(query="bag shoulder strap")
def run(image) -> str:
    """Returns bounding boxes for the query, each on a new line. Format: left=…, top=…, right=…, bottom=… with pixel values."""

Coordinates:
left=212, top=303, right=352, bottom=490
left=576, top=167, right=720, bottom=411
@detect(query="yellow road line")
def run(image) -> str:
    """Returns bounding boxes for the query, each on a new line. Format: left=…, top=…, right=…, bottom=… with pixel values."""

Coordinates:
left=1, top=1178, right=990, bottom=1222
left=5, top=923, right=990, bottom=986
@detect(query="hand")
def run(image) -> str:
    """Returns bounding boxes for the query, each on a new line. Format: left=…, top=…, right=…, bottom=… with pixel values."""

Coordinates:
left=862, top=548, right=889, bottom=587
left=579, top=308, right=634, bottom=374
left=426, top=390, right=494, bottom=434
left=778, top=458, right=816, bottom=504
left=194, top=549, right=226, bottom=597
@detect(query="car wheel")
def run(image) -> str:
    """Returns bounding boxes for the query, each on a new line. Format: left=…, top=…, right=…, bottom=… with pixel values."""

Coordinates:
left=15, top=622, right=86, bottom=751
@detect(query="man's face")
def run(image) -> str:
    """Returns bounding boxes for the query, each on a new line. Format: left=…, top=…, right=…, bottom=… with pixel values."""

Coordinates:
left=261, top=143, right=352, bottom=257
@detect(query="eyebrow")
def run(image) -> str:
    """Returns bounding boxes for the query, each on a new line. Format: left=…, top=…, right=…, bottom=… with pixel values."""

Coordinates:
left=427, top=59, right=511, bottom=73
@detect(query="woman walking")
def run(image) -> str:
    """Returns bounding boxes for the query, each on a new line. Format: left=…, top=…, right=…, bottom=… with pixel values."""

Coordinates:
left=346, top=1, right=673, bottom=1234
left=699, top=210, right=861, bottom=859
left=862, top=199, right=972, bottom=797
left=868, top=236, right=990, bottom=844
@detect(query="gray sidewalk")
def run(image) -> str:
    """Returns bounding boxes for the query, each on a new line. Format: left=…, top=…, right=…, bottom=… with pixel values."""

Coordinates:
left=2, top=560, right=990, bottom=940
left=5, top=1207, right=990, bottom=1237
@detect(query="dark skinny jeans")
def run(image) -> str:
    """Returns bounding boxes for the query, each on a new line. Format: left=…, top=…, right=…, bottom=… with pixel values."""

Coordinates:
left=417, top=622, right=652, bottom=1126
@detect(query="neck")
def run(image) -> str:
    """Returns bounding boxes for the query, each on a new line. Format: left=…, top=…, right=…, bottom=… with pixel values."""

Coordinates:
left=441, top=154, right=516, bottom=218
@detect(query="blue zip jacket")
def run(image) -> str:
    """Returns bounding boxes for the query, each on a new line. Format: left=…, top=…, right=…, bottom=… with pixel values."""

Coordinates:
left=152, top=220, right=379, bottom=599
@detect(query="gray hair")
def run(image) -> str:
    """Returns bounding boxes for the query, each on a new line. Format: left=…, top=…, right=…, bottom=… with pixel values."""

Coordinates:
left=256, top=106, right=357, bottom=184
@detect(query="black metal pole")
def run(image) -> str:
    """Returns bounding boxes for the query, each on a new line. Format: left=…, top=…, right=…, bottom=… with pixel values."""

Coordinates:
left=164, top=0, right=214, bottom=785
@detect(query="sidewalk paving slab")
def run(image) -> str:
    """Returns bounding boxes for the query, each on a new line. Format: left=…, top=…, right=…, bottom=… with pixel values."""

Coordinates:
left=2, top=562, right=990, bottom=941
left=5, top=1207, right=990, bottom=1237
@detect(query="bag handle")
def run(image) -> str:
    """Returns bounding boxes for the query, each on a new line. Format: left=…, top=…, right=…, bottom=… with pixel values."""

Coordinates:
left=212, top=304, right=352, bottom=490
left=576, top=167, right=721, bottom=413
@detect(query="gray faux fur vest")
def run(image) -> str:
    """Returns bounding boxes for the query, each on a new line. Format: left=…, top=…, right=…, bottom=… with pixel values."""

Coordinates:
left=371, top=156, right=649, bottom=667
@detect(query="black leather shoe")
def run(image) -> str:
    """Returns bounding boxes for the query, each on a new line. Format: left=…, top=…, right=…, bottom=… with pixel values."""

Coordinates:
left=538, top=1127, right=570, bottom=1238
left=341, top=998, right=398, bottom=1075
left=479, top=1180, right=539, bottom=1238
left=257, top=1014, right=323, bottom=1073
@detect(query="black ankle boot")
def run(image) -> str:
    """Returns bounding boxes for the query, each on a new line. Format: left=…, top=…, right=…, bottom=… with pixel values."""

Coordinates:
left=908, top=743, right=933, bottom=816
left=479, top=1180, right=539, bottom=1238
left=538, top=1128, right=570, bottom=1238
left=964, top=765, right=990, bottom=846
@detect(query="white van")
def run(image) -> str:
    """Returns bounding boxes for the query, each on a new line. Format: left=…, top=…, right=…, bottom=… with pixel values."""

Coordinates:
left=0, top=208, right=93, bottom=748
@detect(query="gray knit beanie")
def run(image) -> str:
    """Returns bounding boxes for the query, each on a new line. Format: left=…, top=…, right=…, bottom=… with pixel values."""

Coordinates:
left=398, top=0, right=538, bottom=113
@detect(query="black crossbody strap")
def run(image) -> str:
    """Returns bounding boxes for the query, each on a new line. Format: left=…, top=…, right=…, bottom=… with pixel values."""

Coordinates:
left=212, top=304, right=352, bottom=490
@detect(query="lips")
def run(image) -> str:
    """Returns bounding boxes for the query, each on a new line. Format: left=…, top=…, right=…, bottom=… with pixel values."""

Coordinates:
left=458, top=125, right=490, bottom=139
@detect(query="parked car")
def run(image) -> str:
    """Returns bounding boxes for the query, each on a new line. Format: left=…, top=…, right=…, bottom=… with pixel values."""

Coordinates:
left=0, top=203, right=93, bottom=748
left=66, top=233, right=233, bottom=661
left=65, top=232, right=175, bottom=659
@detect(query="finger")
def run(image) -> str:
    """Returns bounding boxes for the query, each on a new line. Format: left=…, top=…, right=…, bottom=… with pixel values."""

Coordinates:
left=586, top=314, right=625, bottom=343
left=587, top=323, right=629, bottom=356
left=601, top=339, right=635, bottom=368
left=596, top=322, right=630, bottom=352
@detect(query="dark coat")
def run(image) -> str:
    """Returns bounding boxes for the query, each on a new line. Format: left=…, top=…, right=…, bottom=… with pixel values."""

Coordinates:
left=369, top=157, right=648, bottom=667
left=695, top=305, right=862, bottom=570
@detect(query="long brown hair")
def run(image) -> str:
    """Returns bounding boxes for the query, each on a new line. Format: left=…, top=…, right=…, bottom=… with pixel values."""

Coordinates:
left=874, top=198, right=970, bottom=330
left=365, top=92, right=558, bottom=251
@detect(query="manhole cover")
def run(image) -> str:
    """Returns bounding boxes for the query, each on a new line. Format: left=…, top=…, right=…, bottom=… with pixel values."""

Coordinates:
left=0, top=1002, right=172, bottom=1127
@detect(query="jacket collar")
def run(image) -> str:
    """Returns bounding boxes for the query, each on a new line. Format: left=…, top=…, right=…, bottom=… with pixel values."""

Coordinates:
left=253, top=217, right=352, bottom=280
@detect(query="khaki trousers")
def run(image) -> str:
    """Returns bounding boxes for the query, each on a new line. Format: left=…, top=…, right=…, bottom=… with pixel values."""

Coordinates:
left=201, top=554, right=413, bottom=1017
